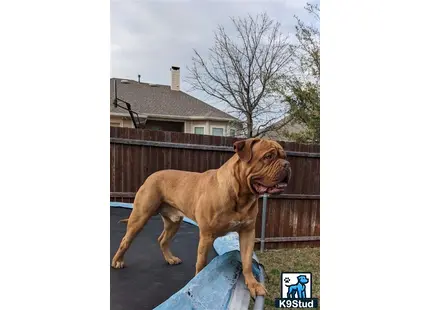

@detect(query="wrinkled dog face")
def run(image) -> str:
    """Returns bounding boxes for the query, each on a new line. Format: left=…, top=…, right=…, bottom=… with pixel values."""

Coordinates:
left=233, top=138, right=292, bottom=195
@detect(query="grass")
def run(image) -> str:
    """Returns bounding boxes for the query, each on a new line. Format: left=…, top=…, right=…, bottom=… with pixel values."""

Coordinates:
left=249, top=247, right=320, bottom=310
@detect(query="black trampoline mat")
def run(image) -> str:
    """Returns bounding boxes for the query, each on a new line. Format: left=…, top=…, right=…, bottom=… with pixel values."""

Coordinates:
left=110, top=207, right=217, bottom=310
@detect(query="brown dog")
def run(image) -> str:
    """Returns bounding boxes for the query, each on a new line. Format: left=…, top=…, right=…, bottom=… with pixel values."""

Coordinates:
left=111, top=138, right=291, bottom=297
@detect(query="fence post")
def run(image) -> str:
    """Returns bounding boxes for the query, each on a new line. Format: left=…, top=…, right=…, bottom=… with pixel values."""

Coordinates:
left=260, top=194, right=268, bottom=253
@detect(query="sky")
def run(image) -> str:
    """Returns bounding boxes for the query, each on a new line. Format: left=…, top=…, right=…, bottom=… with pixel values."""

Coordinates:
left=111, top=0, right=320, bottom=112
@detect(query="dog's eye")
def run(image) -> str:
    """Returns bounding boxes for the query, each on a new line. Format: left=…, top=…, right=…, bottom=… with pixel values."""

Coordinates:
left=264, top=153, right=274, bottom=160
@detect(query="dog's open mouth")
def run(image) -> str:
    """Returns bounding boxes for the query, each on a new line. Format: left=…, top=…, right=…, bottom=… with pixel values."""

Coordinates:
left=251, top=179, right=288, bottom=195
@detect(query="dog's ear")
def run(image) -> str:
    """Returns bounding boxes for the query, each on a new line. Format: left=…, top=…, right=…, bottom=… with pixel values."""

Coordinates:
left=233, top=138, right=260, bottom=163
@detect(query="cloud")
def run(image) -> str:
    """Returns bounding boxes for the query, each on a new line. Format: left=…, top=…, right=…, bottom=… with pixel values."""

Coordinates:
left=111, top=0, right=319, bottom=110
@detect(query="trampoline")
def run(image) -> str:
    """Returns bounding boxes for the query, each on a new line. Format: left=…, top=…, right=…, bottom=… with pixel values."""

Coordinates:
left=111, top=204, right=265, bottom=310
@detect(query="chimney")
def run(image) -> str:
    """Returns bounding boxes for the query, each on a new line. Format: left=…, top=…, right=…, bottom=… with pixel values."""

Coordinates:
left=138, top=74, right=141, bottom=83
left=170, top=66, right=180, bottom=91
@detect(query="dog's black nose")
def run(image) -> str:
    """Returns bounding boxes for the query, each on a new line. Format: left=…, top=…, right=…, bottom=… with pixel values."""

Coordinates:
left=283, top=160, right=290, bottom=169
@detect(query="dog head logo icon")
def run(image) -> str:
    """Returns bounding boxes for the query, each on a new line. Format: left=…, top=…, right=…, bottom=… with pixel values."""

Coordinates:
left=281, top=272, right=312, bottom=299
left=275, top=272, right=318, bottom=308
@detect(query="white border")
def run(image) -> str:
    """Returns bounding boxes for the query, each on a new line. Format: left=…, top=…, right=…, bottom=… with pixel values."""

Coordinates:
left=322, top=0, right=430, bottom=309
left=0, top=1, right=109, bottom=309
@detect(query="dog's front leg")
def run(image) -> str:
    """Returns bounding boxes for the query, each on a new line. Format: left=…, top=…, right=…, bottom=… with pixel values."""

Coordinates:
left=195, top=232, right=214, bottom=276
left=239, top=227, right=267, bottom=298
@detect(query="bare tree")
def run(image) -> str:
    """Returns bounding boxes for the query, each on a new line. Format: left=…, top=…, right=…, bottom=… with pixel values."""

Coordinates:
left=187, top=13, right=294, bottom=137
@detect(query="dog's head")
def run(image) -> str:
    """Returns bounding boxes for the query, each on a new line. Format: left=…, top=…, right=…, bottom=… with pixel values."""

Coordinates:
left=233, top=138, right=292, bottom=196
left=297, top=275, right=309, bottom=284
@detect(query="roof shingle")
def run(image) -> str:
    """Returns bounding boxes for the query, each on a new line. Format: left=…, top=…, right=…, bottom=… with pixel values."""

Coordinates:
left=110, top=78, right=236, bottom=120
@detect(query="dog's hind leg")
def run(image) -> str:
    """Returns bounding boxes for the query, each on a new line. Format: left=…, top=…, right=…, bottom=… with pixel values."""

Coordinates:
left=287, top=287, right=295, bottom=299
left=298, top=288, right=305, bottom=299
left=111, top=189, right=161, bottom=269
left=158, top=212, right=183, bottom=265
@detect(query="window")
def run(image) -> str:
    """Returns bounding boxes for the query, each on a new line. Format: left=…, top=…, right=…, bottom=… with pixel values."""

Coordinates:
left=229, top=128, right=236, bottom=137
left=212, top=127, right=224, bottom=136
left=194, top=127, right=205, bottom=135
left=110, top=121, right=121, bottom=127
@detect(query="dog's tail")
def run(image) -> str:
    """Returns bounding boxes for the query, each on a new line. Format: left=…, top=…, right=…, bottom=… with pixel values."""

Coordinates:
left=118, top=218, right=129, bottom=224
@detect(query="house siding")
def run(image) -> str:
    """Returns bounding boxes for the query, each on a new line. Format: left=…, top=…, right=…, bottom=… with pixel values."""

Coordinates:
left=110, top=115, right=133, bottom=128
left=186, top=120, right=236, bottom=136
left=110, top=115, right=236, bottom=136
left=187, top=121, right=209, bottom=135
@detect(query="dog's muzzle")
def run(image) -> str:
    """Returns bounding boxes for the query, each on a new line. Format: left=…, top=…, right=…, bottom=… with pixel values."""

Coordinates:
left=252, top=160, right=291, bottom=195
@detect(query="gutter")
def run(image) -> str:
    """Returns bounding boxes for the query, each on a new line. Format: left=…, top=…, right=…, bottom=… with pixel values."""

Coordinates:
left=110, top=112, right=147, bottom=118
left=110, top=112, right=236, bottom=122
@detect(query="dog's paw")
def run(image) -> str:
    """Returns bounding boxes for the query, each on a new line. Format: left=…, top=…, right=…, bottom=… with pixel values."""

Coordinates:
left=247, top=281, right=267, bottom=298
left=166, top=256, right=182, bottom=265
left=111, top=259, right=125, bottom=269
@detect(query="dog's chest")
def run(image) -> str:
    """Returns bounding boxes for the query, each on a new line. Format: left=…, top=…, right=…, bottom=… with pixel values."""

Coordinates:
left=227, top=218, right=254, bottom=231
left=213, top=211, right=255, bottom=234
left=209, top=197, right=258, bottom=234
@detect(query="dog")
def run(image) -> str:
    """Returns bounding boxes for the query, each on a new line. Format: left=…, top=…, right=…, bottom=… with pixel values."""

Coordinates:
left=111, top=138, right=292, bottom=297
left=286, top=275, right=309, bottom=299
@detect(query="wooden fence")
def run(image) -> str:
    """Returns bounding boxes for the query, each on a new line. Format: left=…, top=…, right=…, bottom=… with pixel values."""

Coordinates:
left=110, top=127, right=320, bottom=249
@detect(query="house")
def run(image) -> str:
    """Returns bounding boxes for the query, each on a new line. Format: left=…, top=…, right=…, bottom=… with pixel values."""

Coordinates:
left=110, top=66, right=239, bottom=137
left=259, top=117, right=306, bottom=141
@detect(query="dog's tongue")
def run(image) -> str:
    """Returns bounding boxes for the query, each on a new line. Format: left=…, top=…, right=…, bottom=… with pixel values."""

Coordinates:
left=267, top=187, right=284, bottom=194
left=254, top=183, right=268, bottom=194
left=255, top=182, right=288, bottom=194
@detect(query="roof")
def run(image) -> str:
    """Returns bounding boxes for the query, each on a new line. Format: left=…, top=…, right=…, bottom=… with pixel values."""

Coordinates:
left=110, top=78, right=236, bottom=121
left=259, top=117, right=306, bottom=141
